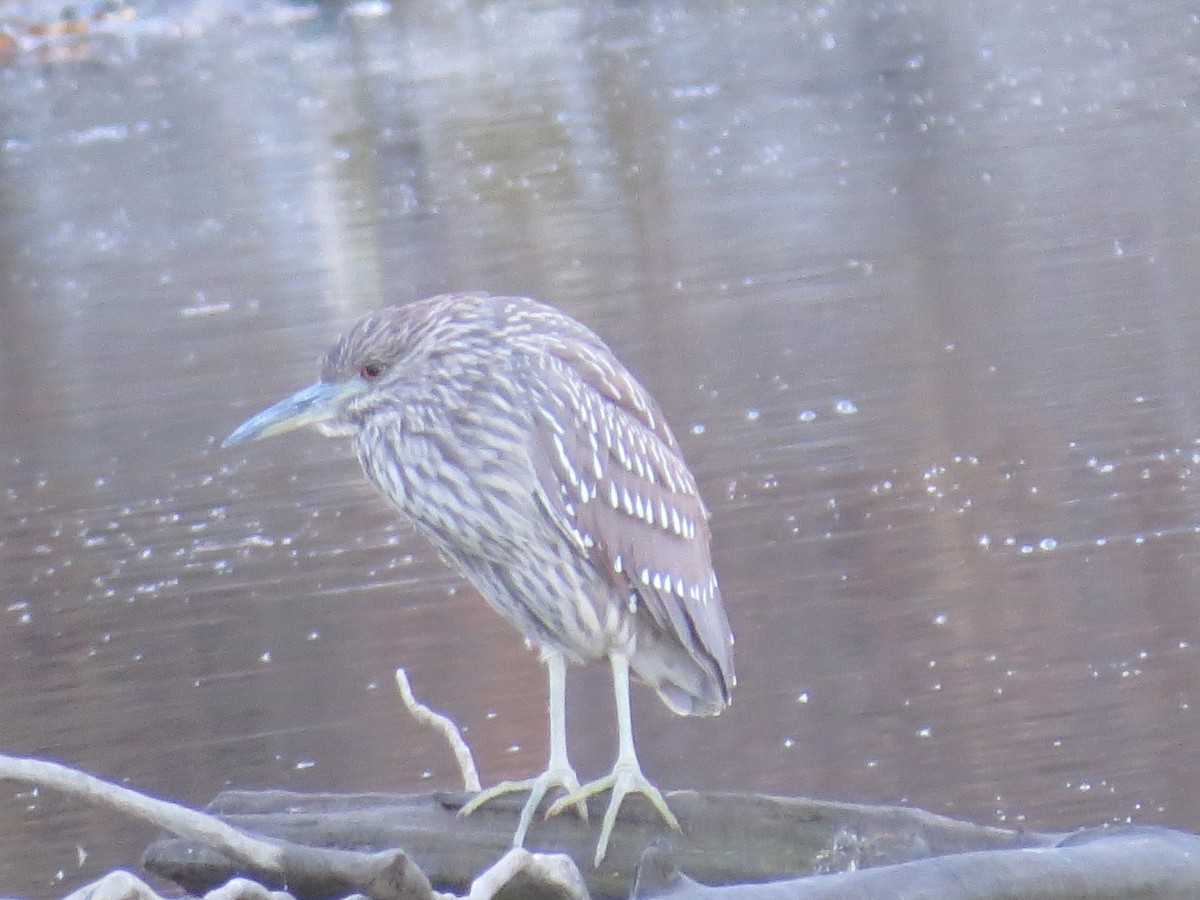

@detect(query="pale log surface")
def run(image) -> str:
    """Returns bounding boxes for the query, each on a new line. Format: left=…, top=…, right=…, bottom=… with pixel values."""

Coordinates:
left=630, top=826, right=1200, bottom=899
left=142, top=788, right=1053, bottom=898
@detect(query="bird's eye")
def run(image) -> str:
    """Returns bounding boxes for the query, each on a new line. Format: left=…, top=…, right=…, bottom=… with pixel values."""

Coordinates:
left=359, top=362, right=386, bottom=380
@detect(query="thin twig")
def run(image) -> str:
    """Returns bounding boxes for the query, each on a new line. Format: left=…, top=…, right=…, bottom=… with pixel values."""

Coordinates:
left=395, top=668, right=481, bottom=792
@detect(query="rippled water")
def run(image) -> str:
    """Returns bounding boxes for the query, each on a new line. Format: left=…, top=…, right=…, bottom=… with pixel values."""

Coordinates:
left=4, top=0, right=1200, bottom=894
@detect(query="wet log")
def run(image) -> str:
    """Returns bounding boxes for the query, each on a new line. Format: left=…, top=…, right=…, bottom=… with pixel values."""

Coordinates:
left=630, top=826, right=1200, bottom=899
left=142, top=788, right=1051, bottom=899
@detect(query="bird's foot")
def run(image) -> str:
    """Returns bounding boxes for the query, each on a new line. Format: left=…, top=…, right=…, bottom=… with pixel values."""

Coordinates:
left=546, top=762, right=681, bottom=866
left=459, top=766, right=588, bottom=848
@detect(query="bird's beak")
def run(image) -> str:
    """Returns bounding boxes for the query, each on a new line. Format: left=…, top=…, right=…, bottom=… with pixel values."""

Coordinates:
left=222, top=380, right=360, bottom=447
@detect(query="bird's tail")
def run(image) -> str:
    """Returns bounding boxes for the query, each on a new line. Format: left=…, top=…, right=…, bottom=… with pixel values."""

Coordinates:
left=631, top=623, right=733, bottom=717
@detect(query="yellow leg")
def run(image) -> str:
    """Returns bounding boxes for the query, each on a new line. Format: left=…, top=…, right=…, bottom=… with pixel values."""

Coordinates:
left=459, top=649, right=587, bottom=846
left=546, top=652, right=681, bottom=865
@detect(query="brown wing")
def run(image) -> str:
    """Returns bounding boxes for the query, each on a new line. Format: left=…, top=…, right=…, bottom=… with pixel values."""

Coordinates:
left=514, top=338, right=734, bottom=703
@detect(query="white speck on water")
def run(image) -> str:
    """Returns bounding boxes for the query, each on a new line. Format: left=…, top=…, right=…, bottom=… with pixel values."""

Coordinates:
left=295, top=760, right=315, bottom=770
left=866, top=759, right=879, bottom=768
left=798, top=410, right=817, bottom=423
left=917, top=726, right=933, bottom=739
left=307, top=630, right=320, bottom=641
left=345, top=0, right=391, bottom=18
left=796, top=691, right=809, bottom=704
left=834, top=399, right=858, bottom=415
left=260, top=651, right=272, bottom=663
left=745, top=408, right=761, bottom=422
left=783, top=737, right=795, bottom=749
left=1039, top=537, right=1058, bottom=551
left=68, top=124, right=129, bottom=145
left=506, top=744, right=521, bottom=754
left=691, top=423, right=706, bottom=435
left=933, top=613, right=948, bottom=626
left=180, top=300, right=232, bottom=318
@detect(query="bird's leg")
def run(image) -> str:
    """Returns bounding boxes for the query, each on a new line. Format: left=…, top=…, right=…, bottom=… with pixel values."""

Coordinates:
left=459, top=648, right=587, bottom=846
left=546, top=652, right=682, bottom=866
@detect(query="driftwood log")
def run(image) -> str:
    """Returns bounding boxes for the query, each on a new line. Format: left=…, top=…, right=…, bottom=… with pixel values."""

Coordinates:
left=6, top=754, right=1200, bottom=900
left=7, top=673, right=1200, bottom=899
left=629, top=826, right=1200, bottom=898
left=141, top=788, right=1200, bottom=900
left=142, top=786, right=1045, bottom=898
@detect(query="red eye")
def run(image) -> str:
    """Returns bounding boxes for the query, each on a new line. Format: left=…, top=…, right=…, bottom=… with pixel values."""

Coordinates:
left=360, top=362, right=386, bottom=380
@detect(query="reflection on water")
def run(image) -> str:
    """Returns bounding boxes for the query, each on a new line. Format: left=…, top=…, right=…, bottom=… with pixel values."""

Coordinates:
left=4, top=0, right=1200, bottom=894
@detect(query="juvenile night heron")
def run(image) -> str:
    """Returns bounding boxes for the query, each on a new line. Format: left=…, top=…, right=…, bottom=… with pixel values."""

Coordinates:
left=223, top=293, right=735, bottom=865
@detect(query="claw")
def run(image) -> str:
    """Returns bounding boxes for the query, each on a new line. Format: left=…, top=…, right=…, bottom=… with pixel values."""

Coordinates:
left=547, top=762, right=681, bottom=866
left=460, top=766, right=587, bottom=847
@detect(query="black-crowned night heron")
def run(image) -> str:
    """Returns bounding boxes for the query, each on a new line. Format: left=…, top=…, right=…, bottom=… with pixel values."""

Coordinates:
left=223, top=293, right=735, bottom=865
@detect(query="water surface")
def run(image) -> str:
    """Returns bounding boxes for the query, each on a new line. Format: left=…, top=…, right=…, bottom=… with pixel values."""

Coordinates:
left=4, top=0, right=1200, bottom=894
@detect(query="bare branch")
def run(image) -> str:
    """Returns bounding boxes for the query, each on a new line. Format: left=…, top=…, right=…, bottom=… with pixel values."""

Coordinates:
left=0, top=754, right=283, bottom=871
left=395, top=668, right=481, bottom=793
left=0, top=754, right=435, bottom=900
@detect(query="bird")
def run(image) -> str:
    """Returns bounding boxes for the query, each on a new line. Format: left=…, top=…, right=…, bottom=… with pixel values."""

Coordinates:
left=222, top=292, right=735, bottom=865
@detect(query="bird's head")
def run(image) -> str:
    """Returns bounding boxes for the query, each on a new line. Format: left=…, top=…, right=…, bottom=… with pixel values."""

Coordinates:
left=222, top=307, right=426, bottom=448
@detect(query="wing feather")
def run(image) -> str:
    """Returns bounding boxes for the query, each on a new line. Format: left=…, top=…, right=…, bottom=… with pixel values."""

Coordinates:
left=515, top=343, right=733, bottom=703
